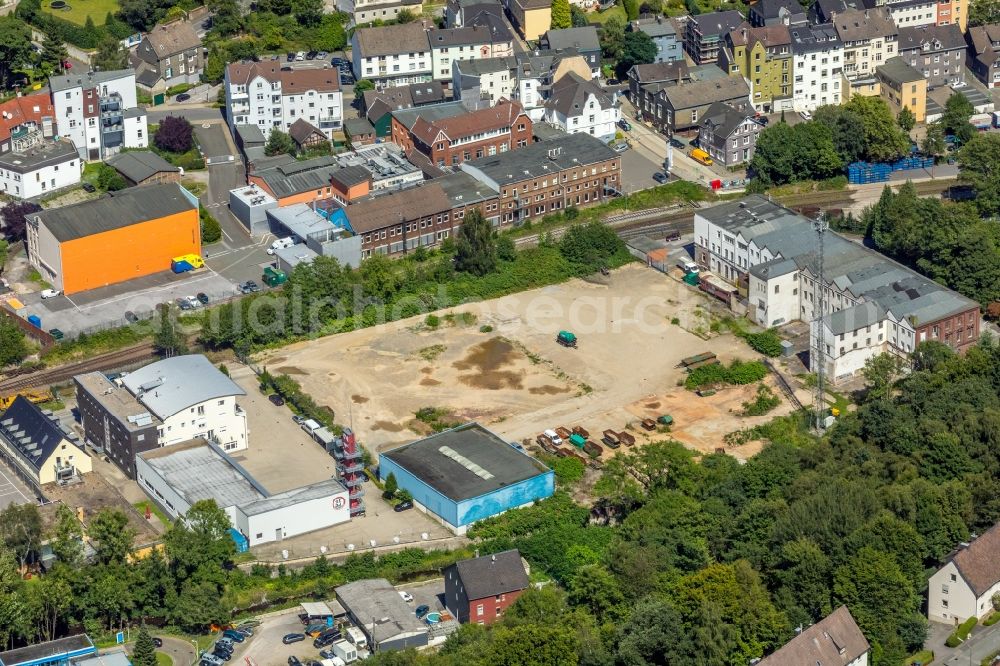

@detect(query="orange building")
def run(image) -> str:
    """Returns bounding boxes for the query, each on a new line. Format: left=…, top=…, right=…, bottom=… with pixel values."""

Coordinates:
left=26, top=183, right=200, bottom=295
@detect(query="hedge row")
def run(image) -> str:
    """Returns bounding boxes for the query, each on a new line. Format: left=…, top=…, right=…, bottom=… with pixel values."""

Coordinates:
left=945, top=616, right=977, bottom=647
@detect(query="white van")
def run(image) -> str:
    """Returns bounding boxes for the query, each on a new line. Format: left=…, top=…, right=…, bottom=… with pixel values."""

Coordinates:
left=543, top=429, right=563, bottom=445
left=266, top=237, right=296, bottom=255
left=679, top=260, right=699, bottom=275
left=345, top=627, right=367, bottom=650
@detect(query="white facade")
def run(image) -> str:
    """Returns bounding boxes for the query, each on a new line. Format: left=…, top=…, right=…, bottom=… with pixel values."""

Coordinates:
left=50, top=70, right=145, bottom=161
left=454, top=63, right=517, bottom=105
left=792, top=43, right=845, bottom=111
left=0, top=147, right=80, bottom=199
left=928, top=560, right=1000, bottom=625
left=351, top=34, right=432, bottom=87
left=432, top=42, right=497, bottom=81
left=884, top=0, right=938, bottom=27
left=843, top=34, right=899, bottom=81
left=518, top=75, right=546, bottom=120
left=544, top=91, right=620, bottom=141
left=232, top=485, right=351, bottom=546
left=225, top=69, right=343, bottom=141
left=155, top=394, right=248, bottom=453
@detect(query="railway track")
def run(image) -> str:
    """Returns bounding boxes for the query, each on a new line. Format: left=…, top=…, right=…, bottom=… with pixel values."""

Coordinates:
left=0, top=343, right=158, bottom=393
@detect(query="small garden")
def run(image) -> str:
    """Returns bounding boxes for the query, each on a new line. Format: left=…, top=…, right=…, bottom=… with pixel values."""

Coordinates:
left=150, top=116, right=205, bottom=171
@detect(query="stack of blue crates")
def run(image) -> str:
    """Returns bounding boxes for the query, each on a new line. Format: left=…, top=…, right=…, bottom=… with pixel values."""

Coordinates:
left=847, top=156, right=935, bottom=184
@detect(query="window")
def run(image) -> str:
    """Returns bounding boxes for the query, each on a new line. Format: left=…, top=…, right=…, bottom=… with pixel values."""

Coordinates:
left=476, top=604, right=484, bottom=616
left=951, top=573, right=957, bottom=582
left=943, top=599, right=949, bottom=608
left=942, top=584, right=949, bottom=594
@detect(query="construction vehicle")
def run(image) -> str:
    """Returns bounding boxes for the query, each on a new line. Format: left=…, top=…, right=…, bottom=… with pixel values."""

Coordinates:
left=556, top=331, right=577, bottom=348
left=0, top=389, right=53, bottom=410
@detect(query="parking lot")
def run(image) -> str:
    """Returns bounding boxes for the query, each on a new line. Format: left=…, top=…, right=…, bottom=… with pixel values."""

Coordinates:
left=0, top=460, right=34, bottom=509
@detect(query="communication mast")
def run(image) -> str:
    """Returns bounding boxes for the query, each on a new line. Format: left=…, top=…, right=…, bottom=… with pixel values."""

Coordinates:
left=812, top=212, right=829, bottom=432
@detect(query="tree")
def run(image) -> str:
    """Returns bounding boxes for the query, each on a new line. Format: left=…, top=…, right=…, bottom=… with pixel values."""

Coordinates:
left=0, top=503, right=42, bottom=571
left=132, top=626, right=158, bottom=666
left=861, top=353, right=904, bottom=403
left=1, top=201, right=40, bottom=242
left=570, top=5, right=588, bottom=26
left=0, top=16, right=34, bottom=87
left=844, top=95, right=909, bottom=162
left=39, top=27, right=69, bottom=75
left=154, top=116, right=195, bottom=154
left=616, top=31, right=657, bottom=80
left=118, top=0, right=160, bottom=31
left=164, top=500, right=235, bottom=586
left=88, top=509, right=135, bottom=565
left=958, top=132, right=1000, bottom=217
left=921, top=122, right=947, bottom=158
left=291, top=0, right=324, bottom=26
left=749, top=120, right=842, bottom=187
left=170, top=580, right=228, bottom=632
left=383, top=472, right=398, bottom=498
left=551, top=0, right=571, bottom=29
left=814, top=104, right=866, bottom=164
left=50, top=504, right=83, bottom=567
left=153, top=304, right=187, bottom=358
left=624, top=0, right=640, bottom=18
left=201, top=207, right=222, bottom=244
left=559, top=220, right=625, bottom=273
left=941, top=92, right=975, bottom=145
left=314, top=14, right=348, bottom=52
left=897, top=106, right=915, bottom=133
left=93, top=34, right=128, bottom=72
left=354, top=79, right=375, bottom=98
left=96, top=163, right=126, bottom=191
left=264, top=129, right=297, bottom=157
left=395, top=8, right=417, bottom=22
left=454, top=209, right=497, bottom=276
left=969, top=0, right=1000, bottom=25
left=0, top=320, right=28, bottom=368
left=614, top=598, right=694, bottom=665
left=496, top=234, right=517, bottom=262
left=600, top=16, right=626, bottom=61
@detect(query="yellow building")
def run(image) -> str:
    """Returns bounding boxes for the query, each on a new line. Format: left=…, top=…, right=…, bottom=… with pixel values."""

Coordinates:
left=507, top=0, right=552, bottom=42
left=721, top=23, right=794, bottom=113
left=876, top=57, right=927, bottom=122
left=0, top=396, right=92, bottom=492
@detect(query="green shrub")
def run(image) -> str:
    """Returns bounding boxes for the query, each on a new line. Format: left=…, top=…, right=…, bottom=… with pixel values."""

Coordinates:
left=425, top=314, right=440, bottom=328
left=946, top=616, right=977, bottom=647
left=741, top=385, right=781, bottom=416
left=686, top=360, right=769, bottom=390
left=480, top=325, right=494, bottom=333
left=984, top=612, right=1000, bottom=627
left=200, top=206, right=222, bottom=244
left=744, top=329, right=784, bottom=357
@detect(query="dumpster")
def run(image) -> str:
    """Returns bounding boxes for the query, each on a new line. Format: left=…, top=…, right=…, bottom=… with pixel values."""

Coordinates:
left=556, top=330, right=577, bottom=348
left=569, top=433, right=586, bottom=448
left=27, top=314, right=41, bottom=328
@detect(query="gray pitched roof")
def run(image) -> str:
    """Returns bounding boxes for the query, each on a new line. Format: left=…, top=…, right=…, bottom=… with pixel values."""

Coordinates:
left=121, top=354, right=246, bottom=420
left=49, top=69, right=134, bottom=93
left=255, top=155, right=342, bottom=198
left=832, top=7, right=896, bottom=42
left=700, top=101, right=753, bottom=138
left=461, top=132, right=617, bottom=186
left=344, top=117, right=376, bottom=136
left=629, top=60, right=690, bottom=84
left=32, top=183, right=196, bottom=243
left=0, top=396, right=71, bottom=473
left=689, top=10, right=745, bottom=37
left=750, top=0, right=806, bottom=23
left=447, top=550, right=529, bottom=600
left=788, top=23, right=841, bottom=55
left=898, top=23, right=966, bottom=52
left=660, top=76, right=750, bottom=111
left=542, top=26, right=600, bottom=52
left=287, top=118, right=325, bottom=145
left=142, top=20, right=201, bottom=58
left=629, top=16, right=677, bottom=38
left=546, top=71, right=615, bottom=116
left=354, top=23, right=430, bottom=58
left=106, top=151, right=179, bottom=182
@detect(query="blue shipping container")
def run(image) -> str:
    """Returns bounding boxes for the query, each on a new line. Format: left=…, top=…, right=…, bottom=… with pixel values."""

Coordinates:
left=27, top=314, right=41, bottom=328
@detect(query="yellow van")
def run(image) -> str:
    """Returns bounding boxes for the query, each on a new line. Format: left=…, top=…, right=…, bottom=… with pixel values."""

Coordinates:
left=688, top=148, right=714, bottom=166
left=172, top=254, right=205, bottom=269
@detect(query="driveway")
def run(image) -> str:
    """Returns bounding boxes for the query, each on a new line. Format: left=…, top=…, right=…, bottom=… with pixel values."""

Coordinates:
left=939, top=620, right=1000, bottom=666
left=146, top=107, right=225, bottom=125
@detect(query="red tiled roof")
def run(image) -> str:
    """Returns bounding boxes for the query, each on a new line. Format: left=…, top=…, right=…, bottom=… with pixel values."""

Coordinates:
left=410, top=99, right=526, bottom=147
left=953, top=522, right=1000, bottom=597
left=227, top=62, right=340, bottom=93
left=0, top=93, right=56, bottom=144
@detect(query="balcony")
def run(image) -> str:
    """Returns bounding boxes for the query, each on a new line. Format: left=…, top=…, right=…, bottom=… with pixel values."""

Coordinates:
left=341, top=475, right=364, bottom=488
left=338, top=461, right=364, bottom=475
left=335, top=447, right=363, bottom=461
left=349, top=501, right=366, bottom=515
left=348, top=486, right=365, bottom=499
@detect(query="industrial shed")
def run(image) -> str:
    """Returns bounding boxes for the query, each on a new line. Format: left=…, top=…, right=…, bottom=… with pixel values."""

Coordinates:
left=378, top=423, right=554, bottom=534
left=335, top=579, right=428, bottom=652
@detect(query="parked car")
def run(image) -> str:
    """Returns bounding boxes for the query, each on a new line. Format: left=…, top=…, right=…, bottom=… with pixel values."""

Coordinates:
left=125, top=311, right=138, bottom=323
left=196, top=292, right=209, bottom=304
left=48, top=328, right=64, bottom=341
left=237, top=627, right=253, bottom=637
left=152, top=638, right=163, bottom=648
left=238, top=620, right=261, bottom=628
left=82, top=182, right=96, bottom=192
left=222, top=630, right=246, bottom=643
left=269, top=394, right=285, bottom=406
left=200, top=655, right=224, bottom=666
left=394, top=500, right=414, bottom=512
left=185, top=295, right=202, bottom=308
left=399, top=590, right=414, bottom=603
left=239, top=280, right=260, bottom=294
left=618, top=118, right=632, bottom=131
left=176, top=93, right=191, bottom=102
left=652, top=172, right=668, bottom=184
left=292, top=414, right=307, bottom=425
left=283, top=633, right=305, bottom=645
left=296, top=51, right=305, bottom=61
left=287, top=52, right=296, bottom=62
left=669, top=137, right=684, bottom=149
left=40, top=289, right=61, bottom=299
left=211, top=648, right=232, bottom=661
left=319, top=649, right=338, bottom=659
left=612, top=141, right=629, bottom=153
left=176, top=297, right=194, bottom=310
left=415, top=605, right=430, bottom=619
left=756, top=115, right=769, bottom=126
left=799, top=110, right=812, bottom=121
left=317, top=51, right=328, bottom=59
left=288, top=658, right=302, bottom=666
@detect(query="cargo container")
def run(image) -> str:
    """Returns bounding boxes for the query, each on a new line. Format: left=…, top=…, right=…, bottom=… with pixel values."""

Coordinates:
left=27, top=314, right=41, bottom=328
left=263, top=266, right=287, bottom=286
left=582, top=440, right=603, bottom=458
left=556, top=330, right=577, bottom=348
left=572, top=426, right=589, bottom=438
left=228, top=528, right=249, bottom=553
left=331, top=639, right=357, bottom=663
left=345, top=627, right=367, bottom=650
left=569, top=433, right=586, bottom=448
left=555, top=426, right=572, bottom=441
left=618, top=431, right=635, bottom=446
left=601, top=430, right=620, bottom=447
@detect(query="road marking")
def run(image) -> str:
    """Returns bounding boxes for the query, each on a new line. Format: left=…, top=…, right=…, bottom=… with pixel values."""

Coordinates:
left=0, top=466, right=31, bottom=505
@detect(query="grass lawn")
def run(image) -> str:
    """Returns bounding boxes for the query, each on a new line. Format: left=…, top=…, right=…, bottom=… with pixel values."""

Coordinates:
left=588, top=4, right=626, bottom=23
left=41, top=0, right=120, bottom=26
left=155, top=652, right=173, bottom=666
left=133, top=500, right=170, bottom=526
left=904, top=650, right=933, bottom=665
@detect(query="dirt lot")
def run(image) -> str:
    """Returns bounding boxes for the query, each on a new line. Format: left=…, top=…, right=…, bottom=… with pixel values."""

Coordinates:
left=258, top=264, right=782, bottom=462
left=41, top=472, right=161, bottom=546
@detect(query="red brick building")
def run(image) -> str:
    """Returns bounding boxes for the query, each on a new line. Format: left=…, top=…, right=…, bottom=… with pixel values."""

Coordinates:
left=389, top=99, right=532, bottom=168
left=444, top=549, right=529, bottom=625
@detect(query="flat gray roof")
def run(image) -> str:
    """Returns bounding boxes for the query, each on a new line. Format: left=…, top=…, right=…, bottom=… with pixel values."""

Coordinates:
left=240, top=478, right=347, bottom=516
left=138, top=439, right=267, bottom=509
left=381, top=422, right=550, bottom=502
left=461, top=133, right=617, bottom=186
left=49, top=69, right=133, bottom=93
left=75, top=372, right=162, bottom=431
left=267, top=204, right=338, bottom=240
left=0, top=140, right=77, bottom=174
left=335, top=579, right=428, bottom=644
left=32, top=183, right=196, bottom=243
left=121, top=354, right=245, bottom=421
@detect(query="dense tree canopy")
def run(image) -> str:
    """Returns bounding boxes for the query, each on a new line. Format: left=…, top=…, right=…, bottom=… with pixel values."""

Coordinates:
left=748, top=120, right=842, bottom=187
left=957, top=132, right=1000, bottom=217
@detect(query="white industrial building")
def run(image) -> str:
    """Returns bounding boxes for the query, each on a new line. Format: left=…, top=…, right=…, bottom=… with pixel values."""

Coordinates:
left=790, top=24, right=844, bottom=112
left=49, top=69, right=148, bottom=161
left=136, top=438, right=351, bottom=547
left=0, top=139, right=81, bottom=199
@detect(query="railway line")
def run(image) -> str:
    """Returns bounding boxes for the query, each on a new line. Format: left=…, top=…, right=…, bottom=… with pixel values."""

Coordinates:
left=0, top=343, right=158, bottom=393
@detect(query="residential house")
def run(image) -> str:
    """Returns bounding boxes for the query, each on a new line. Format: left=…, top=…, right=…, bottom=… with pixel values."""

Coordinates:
left=429, top=25, right=514, bottom=83
left=76, top=354, right=248, bottom=477
left=652, top=75, right=751, bottom=134
left=749, top=0, right=808, bottom=27
left=131, top=20, right=203, bottom=91
left=697, top=102, right=760, bottom=166
left=721, top=23, right=794, bottom=112
left=504, top=0, right=552, bottom=42
left=351, top=23, right=433, bottom=88
left=693, top=196, right=981, bottom=381
left=543, top=71, right=619, bottom=140
left=897, top=23, right=966, bottom=87
left=833, top=7, right=899, bottom=96
left=540, top=27, right=602, bottom=77
left=391, top=99, right=532, bottom=167
left=684, top=10, right=745, bottom=64
left=363, top=82, right=448, bottom=136
left=809, top=0, right=855, bottom=24
left=516, top=51, right=593, bottom=119
left=877, top=56, right=928, bottom=120
left=627, top=60, right=691, bottom=114
left=344, top=170, right=498, bottom=258
left=444, top=550, right=530, bottom=625
left=50, top=69, right=147, bottom=160
left=0, top=93, right=55, bottom=154
left=224, top=61, right=343, bottom=141
left=454, top=56, right=519, bottom=104
left=105, top=151, right=181, bottom=187
left=758, top=606, right=869, bottom=666
left=0, top=139, right=80, bottom=199
left=790, top=23, right=845, bottom=111
left=447, top=0, right=502, bottom=26
left=928, top=523, right=1000, bottom=625
left=460, top=132, right=620, bottom=224
left=0, top=396, right=91, bottom=495
left=863, top=0, right=937, bottom=29
left=340, top=0, right=422, bottom=25
left=288, top=119, right=330, bottom=152
left=628, top=16, right=685, bottom=63
left=966, top=24, right=1000, bottom=88
left=344, top=117, right=377, bottom=147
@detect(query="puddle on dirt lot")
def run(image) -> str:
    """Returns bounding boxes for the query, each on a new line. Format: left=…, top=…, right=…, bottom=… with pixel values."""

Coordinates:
left=372, top=420, right=405, bottom=432
left=530, top=385, right=567, bottom=395
left=275, top=366, right=306, bottom=375
left=420, top=377, right=442, bottom=386
left=453, top=338, right=524, bottom=390
left=352, top=394, right=369, bottom=404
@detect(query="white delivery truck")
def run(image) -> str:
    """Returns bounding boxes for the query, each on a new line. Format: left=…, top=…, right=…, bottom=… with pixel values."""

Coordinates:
left=321, top=658, right=347, bottom=666
left=345, top=627, right=367, bottom=650
left=331, top=640, right=357, bottom=663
